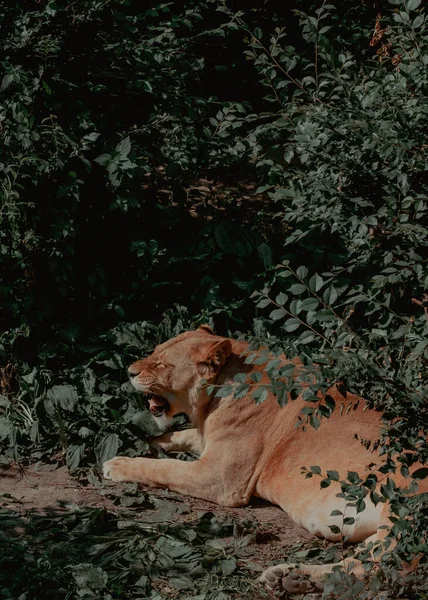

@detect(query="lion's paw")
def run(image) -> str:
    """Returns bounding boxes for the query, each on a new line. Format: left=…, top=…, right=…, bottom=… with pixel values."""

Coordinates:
left=259, top=564, right=293, bottom=591
left=102, top=456, right=133, bottom=482
left=259, top=564, right=316, bottom=594
left=148, top=435, right=168, bottom=452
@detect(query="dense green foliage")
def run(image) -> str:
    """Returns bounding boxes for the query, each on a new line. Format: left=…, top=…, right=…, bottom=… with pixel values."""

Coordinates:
left=1, top=0, right=427, bottom=597
left=1, top=491, right=270, bottom=600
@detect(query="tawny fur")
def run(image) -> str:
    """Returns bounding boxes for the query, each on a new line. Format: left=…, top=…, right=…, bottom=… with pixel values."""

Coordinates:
left=103, top=327, right=427, bottom=593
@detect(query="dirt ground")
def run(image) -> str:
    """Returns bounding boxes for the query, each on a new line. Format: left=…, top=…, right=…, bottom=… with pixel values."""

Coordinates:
left=1, top=464, right=116, bottom=511
left=0, top=463, right=314, bottom=566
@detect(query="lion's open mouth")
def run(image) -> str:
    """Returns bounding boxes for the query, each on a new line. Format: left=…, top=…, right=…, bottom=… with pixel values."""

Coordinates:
left=148, top=394, right=170, bottom=417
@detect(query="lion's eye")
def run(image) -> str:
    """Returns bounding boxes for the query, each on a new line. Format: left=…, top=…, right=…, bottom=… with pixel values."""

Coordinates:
left=156, top=363, right=166, bottom=369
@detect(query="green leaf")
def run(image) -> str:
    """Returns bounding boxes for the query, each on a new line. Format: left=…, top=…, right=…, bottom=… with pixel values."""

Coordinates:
left=298, top=331, right=316, bottom=344
left=234, top=383, right=250, bottom=399
left=301, top=298, right=319, bottom=311
left=412, top=467, right=428, bottom=480
left=215, top=384, right=234, bottom=398
left=1, top=73, right=14, bottom=91
left=233, top=372, right=247, bottom=384
left=364, top=474, right=378, bottom=489
left=258, top=242, right=273, bottom=268
left=347, top=471, right=361, bottom=484
left=270, top=308, right=286, bottom=320
left=116, top=136, right=131, bottom=157
left=47, top=385, right=79, bottom=411
left=265, top=358, right=282, bottom=371
left=250, top=372, right=262, bottom=382
left=256, top=297, right=271, bottom=309
left=275, top=292, right=288, bottom=306
left=66, top=443, right=85, bottom=471
left=309, top=415, right=320, bottom=429
left=72, top=565, right=108, bottom=590
left=218, top=557, right=237, bottom=576
left=0, top=416, right=12, bottom=441
left=325, top=395, right=336, bottom=411
left=289, top=284, right=306, bottom=295
left=323, top=286, right=338, bottom=305
left=316, top=308, right=335, bottom=321
left=94, top=153, right=112, bottom=166
left=309, top=274, right=324, bottom=292
left=83, top=369, right=96, bottom=396
left=407, top=0, right=421, bottom=10
left=45, top=4, right=57, bottom=16
left=169, top=575, right=195, bottom=590
left=283, top=148, right=294, bottom=163
left=278, top=270, right=293, bottom=278
left=296, top=266, right=308, bottom=279
left=283, top=318, right=300, bottom=332
left=79, top=426, right=94, bottom=439
left=95, top=433, right=121, bottom=465
left=252, top=387, right=268, bottom=404
left=412, top=14, right=424, bottom=28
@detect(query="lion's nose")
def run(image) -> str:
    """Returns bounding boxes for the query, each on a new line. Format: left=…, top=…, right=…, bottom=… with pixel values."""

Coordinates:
left=128, top=360, right=145, bottom=378
left=128, top=366, right=139, bottom=378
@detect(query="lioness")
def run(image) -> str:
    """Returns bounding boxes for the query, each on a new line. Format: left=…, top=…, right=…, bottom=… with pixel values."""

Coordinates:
left=103, top=326, right=426, bottom=593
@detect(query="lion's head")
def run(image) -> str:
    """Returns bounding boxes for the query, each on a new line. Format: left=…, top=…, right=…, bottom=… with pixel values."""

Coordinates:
left=128, top=325, right=232, bottom=430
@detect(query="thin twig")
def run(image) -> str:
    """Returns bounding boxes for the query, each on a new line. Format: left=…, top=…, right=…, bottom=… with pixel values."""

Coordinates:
left=411, top=294, right=428, bottom=324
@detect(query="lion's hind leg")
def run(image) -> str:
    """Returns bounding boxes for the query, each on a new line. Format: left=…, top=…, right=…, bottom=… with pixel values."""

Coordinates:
left=260, top=563, right=319, bottom=594
left=259, top=502, right=395, bottom=594
left=260, top=558, right=366, bottom=594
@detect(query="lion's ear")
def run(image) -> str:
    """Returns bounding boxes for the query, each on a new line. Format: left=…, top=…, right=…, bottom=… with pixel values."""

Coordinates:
left=198, top=324, right=215, bottom=335
left=198, top=339, right=232, bottom=375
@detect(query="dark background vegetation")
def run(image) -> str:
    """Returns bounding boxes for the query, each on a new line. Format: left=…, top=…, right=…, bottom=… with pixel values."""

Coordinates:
left=0, top=0, right=427, bottom=598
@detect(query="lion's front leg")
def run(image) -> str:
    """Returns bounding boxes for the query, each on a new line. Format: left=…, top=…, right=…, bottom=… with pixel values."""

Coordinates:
left=150, top=428, right=203, bottom=454
left=103, top=455, right=250, bottom=507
